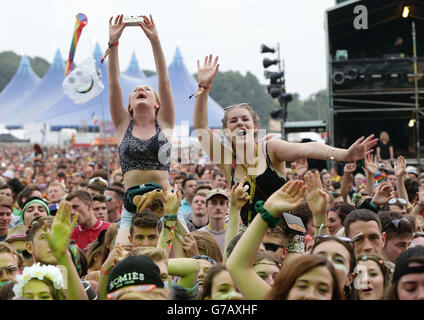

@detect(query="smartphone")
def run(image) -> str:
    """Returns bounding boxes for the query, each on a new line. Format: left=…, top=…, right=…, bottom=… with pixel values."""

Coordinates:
left=281, top=212, right=306, bottom=235
left=123, top=15, right=144, bottom=26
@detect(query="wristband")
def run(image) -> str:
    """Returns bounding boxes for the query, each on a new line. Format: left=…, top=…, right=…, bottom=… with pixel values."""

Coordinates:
left=100, top=41, right=119, bottom=64
left=100, top=267, right=109, bottom=275
left=369, top=200, right=379, bottom=210
left=189, top=85, right=211, bottom=99
left=255, top=200, right=280, bottom=228
left=328, top=147, right=335, bottom=161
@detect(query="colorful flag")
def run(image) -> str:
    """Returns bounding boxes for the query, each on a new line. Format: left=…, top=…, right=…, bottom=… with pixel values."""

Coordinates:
left=65, top=13, right=88, bottom=76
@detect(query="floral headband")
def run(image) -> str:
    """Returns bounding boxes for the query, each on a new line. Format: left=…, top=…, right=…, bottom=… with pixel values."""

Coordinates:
left=12, top=263, right=65, bottom=298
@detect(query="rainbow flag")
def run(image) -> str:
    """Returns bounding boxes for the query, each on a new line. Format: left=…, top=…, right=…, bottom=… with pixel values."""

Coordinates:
left=65, top=13, right=88, bottom=76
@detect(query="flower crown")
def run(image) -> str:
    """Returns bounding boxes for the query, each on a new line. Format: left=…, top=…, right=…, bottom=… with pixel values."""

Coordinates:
left=12, top=263, right=65, bottom=298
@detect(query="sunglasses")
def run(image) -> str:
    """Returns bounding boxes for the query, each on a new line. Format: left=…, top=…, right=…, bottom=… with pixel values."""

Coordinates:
left=224, top=103, right=251, bottom=111
left=317, top=234, right=354, bottom=243
left=413, top=232, right=424, bottom=239
left=388, top=198, right=407, bottom=205
left=263, top=242, right=283, bottom=252
left=0, top=264, right=18, bottom=275
left=106, top=284, right=157, bottom=300
left=392, top=217, right=410, bottom=229
left=17, top=249, right=32, bottom=260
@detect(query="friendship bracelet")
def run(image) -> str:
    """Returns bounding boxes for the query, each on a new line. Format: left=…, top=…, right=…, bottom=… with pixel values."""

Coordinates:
left=189, top=84, right=210, bottom=99
left=100, top=267, right=109, bottom=275
left=255, top=200, right=280, bottom=229
left=100, top=41, right=119, bottom=64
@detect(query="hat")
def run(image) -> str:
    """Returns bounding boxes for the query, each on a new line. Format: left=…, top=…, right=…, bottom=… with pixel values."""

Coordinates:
left=3, top=170, right=14, bottom=179
left=392, top=246, right=424, bottom=283
left=406, top=166, right=418, bottom=176
left=107, top=255, right=164, bottom=293
left=206, top=188, right=229, bottom=201
left=5, top=225, right=28, bottom=243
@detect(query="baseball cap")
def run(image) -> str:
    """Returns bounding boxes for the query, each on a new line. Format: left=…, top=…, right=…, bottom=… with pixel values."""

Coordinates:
left=206, top=188, right=229, bottom=201
left=107, top=255, right=164, bottom=294
left=392, top=246, right=424, bottom=283
left=406, top=166, right=418, bottom=176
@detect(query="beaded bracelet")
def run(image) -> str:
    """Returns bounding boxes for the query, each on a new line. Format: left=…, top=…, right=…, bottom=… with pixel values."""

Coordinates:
left=255, top=200, right=280, bottom=228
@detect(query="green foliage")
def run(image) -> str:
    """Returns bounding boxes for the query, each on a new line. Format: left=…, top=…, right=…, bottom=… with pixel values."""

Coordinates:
left=287, top=89, right=328, bottom=121
left=0, top=51, right=50, bottom=92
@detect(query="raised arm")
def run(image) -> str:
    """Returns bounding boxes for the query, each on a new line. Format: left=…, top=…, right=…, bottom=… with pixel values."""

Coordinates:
left=224, top=177, right=249, bottom=263
left=168, top=258, right=199, bottom=288
left=363, top=154, right=378, bottom=195
left=268, top=134, right=378, bottom=163
left=304, top=171, right=330, bottom=236
left=226, top=180, right=306, bottom=300
left=107, top=15, right=130, bottom=138
left=340, top=162, right=356, bottom=203
left=45, top=202, right=88, bottom=300
left=192, top=55, right=232, bottom=177
left=139, top=15, right=175, bottom=129
left=394, top=156, right=410, bottom=206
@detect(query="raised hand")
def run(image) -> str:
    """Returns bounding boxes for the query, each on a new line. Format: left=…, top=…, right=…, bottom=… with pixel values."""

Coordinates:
left=344, top=161, right=357, bottom=174
left=294, top=157, right=308, bottom=179
left=394, top=155, right=406, bottom=177
left=304, top=171, right=328, bottom=216
left=197, top=55, right=219, bottom=87
left=181, top=233, right=199, bottom=257
left=138, top=15, right=159, bottom=42
left=364, top=153, right=378, bottom=176
left=45, top=201, right=78, bottom=259
left=109, top=14, right=127, bottom=44
left=371, top=182, right=394, bottom=206
left=263, top=180, right=306, bottom=216
left=230, top=177, right=250, bottom=209
left=102, top=244, right=128, bottom=272
left=346, top=134, right=378, bottom=162
left=162, top=184, right=181, bottom=215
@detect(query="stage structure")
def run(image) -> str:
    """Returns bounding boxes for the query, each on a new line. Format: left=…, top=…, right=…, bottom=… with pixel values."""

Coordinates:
left=325, top=0, right=424, bottom=165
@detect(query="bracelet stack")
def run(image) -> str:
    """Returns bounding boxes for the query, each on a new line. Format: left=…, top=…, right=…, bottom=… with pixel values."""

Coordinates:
left=189, top=84, right=210, bottom=99
left=255, top=200, right=280, bottom=228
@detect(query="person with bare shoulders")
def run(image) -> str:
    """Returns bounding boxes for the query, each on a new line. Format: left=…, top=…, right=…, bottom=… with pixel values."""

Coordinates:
left=107, top=14, right=175, bottom=245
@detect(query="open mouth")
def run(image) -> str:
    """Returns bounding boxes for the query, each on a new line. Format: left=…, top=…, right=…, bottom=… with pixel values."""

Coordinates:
left=236, top=129, right=247, bottom=136
left=137, top=92, right=147, bottom=99
left=362, top=287, right=373, bottom=294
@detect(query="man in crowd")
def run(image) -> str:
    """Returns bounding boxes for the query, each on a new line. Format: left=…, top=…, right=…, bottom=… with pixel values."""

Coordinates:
left=103, top=187, right=124, bottom=223
left=20, top=197, right=50, bottom=226
left=211, top=172, right=227, bottom=190
left=46, top=180, right=67, bottom=204
left=68, top=191, right=110, bottom=252
left=0, top=196, right=13, bottom=242
left=92, top=194, right=108, bottom=221
left=178, top=177, right=198, bottom=218
left=199, top=189, right=229, bottom=253
left=184, top=192, right=208, bottom=231
left=128, top=210, right=160, bottom=249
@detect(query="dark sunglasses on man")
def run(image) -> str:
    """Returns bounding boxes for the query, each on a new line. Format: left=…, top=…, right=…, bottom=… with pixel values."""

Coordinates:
left=263, top=242, right=283, bottom=252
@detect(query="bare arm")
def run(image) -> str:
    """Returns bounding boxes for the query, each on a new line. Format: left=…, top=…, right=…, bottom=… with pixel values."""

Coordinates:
left=268, top=134, right=378, bottom=164
left=340, top=162, right=356, bottom=203
left=108, top=15, right=130, bottom=138
left=363, top=154, right=378, bottom=195
left=226, top=180, right=306, bottom=300
left=168, top=258, right=199, bottom=288
left=394, top=156, right=410, bottom=206
left=139, top=15, right=175, bottom=129
left=192, top=55, right=233, bottom=178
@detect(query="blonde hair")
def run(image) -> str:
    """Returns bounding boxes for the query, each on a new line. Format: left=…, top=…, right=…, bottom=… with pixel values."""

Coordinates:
left=128, top=86, right=161, bottom=118
left=379, top=131, right=390, bottom=142
left=221, top=103, right=260, bottom=130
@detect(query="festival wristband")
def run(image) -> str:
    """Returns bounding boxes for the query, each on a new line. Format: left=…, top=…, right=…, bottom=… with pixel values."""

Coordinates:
left=255, top=200, right=280, bottom=229
left=100, top=41, right=119, bottom=64
left=100, top=267, right=109, bottom=275
left=189, top=85, right=210, bottom=99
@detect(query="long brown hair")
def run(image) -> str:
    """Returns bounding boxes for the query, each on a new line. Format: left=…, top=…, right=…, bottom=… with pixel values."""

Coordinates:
left=192, top=231, right=223, bottom=263
left=266, top=255, right=344, bottom=300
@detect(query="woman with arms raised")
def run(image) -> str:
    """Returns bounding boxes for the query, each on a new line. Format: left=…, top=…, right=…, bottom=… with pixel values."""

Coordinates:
left=107, top=15, right=175, bottom=244
left=193, top=55, right=378, bottom=226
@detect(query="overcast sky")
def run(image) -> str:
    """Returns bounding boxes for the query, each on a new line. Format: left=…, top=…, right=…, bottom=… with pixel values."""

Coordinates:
left=3, top=0, right=336, bottom=99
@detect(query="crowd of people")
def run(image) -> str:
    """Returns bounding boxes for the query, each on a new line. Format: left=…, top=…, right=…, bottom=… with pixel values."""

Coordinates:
left=1, top=14, right=424, bottom=301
